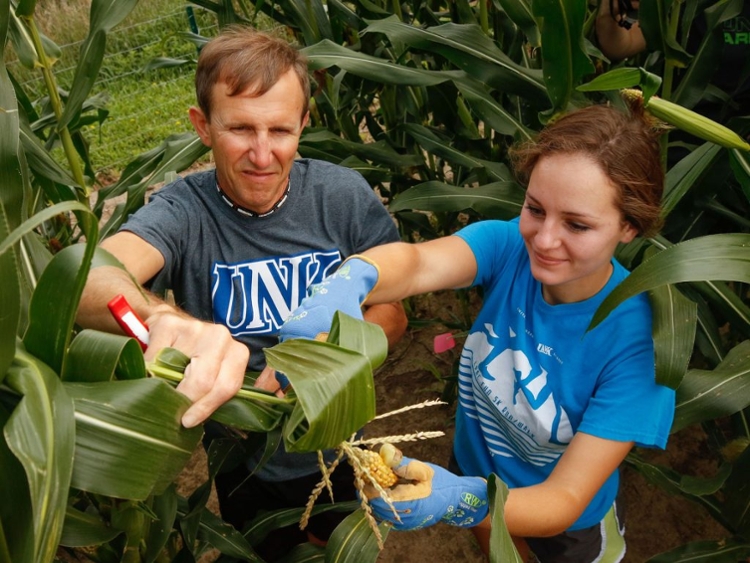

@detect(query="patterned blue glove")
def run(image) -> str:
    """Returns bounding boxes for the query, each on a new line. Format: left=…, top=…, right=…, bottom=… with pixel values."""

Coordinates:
left=366, top=456, right=489, bottom=530
left=275, top=256, right=380, bottom=388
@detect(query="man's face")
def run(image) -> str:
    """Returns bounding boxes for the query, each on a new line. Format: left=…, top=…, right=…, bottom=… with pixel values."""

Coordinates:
left=189, top=69, right=309, bottom=213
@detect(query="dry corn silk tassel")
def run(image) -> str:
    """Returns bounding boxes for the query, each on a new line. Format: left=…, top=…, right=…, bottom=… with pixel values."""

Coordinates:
left=299, top=399, right=446, bottom=549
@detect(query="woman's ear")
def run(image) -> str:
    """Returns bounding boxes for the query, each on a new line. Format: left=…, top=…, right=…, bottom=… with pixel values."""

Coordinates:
left=620, top=221, right=638, bottom=244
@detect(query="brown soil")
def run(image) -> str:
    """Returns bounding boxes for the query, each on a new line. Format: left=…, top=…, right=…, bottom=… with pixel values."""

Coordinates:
left=177, top=290, right=729, bottom=563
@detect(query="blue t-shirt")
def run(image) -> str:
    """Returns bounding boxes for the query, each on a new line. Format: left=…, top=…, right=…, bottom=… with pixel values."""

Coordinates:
left=454, top=220, right=675, bottom=530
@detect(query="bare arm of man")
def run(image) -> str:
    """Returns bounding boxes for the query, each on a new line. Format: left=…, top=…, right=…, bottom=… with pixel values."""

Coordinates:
left=78, top=231, right=248, bottom=428
left=363, top=301, right=408, bottom=349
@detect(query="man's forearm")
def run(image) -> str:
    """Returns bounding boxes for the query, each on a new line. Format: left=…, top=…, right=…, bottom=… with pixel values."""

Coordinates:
left=363, top=301, right=408, bottom=349
left=77, top=265, right=175, bottom=334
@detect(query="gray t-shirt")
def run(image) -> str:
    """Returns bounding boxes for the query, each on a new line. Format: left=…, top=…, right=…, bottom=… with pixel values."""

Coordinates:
left=121, top=158, right=399, bottom=479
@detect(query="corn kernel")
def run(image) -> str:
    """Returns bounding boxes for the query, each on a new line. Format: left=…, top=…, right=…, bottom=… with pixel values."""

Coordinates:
left=360, top=448, right=398, bottom=488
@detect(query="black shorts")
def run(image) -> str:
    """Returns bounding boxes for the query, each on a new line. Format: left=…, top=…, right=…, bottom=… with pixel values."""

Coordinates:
left=214, top=459, right=357, bottom=562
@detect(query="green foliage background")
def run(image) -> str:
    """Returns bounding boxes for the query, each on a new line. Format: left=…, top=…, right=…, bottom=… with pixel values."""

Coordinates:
left=2, top=0, right=750, bottom=561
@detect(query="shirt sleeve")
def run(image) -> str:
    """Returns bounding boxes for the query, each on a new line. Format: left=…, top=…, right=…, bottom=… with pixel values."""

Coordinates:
left=578, top=296, right=675, bottom=449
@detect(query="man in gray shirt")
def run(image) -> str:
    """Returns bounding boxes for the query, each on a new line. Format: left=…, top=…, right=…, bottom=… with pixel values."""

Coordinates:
left=78, top=26, right=406, bottom=560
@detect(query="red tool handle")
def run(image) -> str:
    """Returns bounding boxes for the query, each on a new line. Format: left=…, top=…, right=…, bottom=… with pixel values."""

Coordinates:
left=107, top=294, right=150, bottom=351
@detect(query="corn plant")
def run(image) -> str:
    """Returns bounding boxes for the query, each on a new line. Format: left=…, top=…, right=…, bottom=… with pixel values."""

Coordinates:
left=170, top=0, right=750, bottom=560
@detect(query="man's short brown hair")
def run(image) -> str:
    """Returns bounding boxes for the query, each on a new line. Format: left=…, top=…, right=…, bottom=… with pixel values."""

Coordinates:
left=195, top=26, right=310, bottom=121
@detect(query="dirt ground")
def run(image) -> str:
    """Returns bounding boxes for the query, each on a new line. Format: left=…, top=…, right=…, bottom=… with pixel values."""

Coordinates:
left=177, top=290, right=729, bottom=563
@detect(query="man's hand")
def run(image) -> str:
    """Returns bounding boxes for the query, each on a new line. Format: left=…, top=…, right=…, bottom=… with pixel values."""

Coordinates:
left=365, top=456, right=489, bottom=530
left=144, top=309, right=249, bottom=428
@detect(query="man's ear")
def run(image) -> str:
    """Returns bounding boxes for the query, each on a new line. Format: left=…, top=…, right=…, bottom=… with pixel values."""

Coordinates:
left=188, top=106, right=212, bottom=147
left=301, top=111, right=310, bottom=130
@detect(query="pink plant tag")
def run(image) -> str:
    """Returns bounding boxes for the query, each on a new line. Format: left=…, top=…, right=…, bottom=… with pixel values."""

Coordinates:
left=433, top=332, right=456, bottom=354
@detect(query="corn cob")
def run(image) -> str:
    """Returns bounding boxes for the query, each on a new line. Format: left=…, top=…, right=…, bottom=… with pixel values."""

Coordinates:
left=622, top=89, right=750, bottom=151
left=360, top=447, right=398, bottom=488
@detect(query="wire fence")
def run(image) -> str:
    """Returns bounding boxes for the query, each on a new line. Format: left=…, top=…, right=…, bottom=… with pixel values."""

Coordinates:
left=6, top=4, right=220, bottom=176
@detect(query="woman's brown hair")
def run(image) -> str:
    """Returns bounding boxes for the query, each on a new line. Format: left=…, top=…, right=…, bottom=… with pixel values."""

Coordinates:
left=510, top=104, right=664, bottom=237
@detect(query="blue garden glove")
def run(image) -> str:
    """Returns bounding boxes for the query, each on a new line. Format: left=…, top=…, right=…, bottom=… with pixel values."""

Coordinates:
left=275, top=256, right=380, bottom=389
left=365, top=455, right=489, bottom=530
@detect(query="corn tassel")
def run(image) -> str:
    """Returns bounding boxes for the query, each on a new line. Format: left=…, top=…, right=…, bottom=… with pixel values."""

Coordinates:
left=622, top=88, right=750, bottom=151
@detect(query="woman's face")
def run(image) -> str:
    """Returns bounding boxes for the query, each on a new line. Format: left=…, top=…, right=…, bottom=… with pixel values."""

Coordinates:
left=519, top=153, right=637, bottom=305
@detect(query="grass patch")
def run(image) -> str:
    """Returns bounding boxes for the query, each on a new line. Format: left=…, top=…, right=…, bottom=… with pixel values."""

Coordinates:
left=7, top=0, right=218, bottom=177
left=6, top=0, right=282, bottom=179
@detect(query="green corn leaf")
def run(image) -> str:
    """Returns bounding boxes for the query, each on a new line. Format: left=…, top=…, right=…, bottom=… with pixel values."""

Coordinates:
left=400, top=123, right=512, bottom=182
left=277, top=542, right=325, bottom=561
left=65, top=378, right=202, bottom=500
left=362, top=21, right=546, bottom=101
left=648, top=539, right=750, bottom=562
left=143, top=486, right=178, bottom=563
left=149, top=349, right=288, bottom=432
left=649, top=284, right=697, bottom=389
left=673, top=0, right=742, bottom=109
left=19, top=122, right=79, bottom=189
left=390, top=181, right=525, bottom=220
left=142, top=56, right=195, bottom=72
left=694, top=279, right=750, bottom=341
left=644, top=238, right=750, bottom=342
left=495, top=0, right=540, bottom=46
left=729, top=148, right=750, bottom=202
left=265, top=314, right=381, bottom=453
left=577, top=68, right=641, bottom=92
left=0, top=201, right=89, bottom=258
left=337, top=156, right=392, bottom=185
left=722, top=443, right=750, bottom=537
left=672, top=340, right=750, bottom=432
left=273, top=0, right=333, bottom=45
left=327, top=309, right=388, bottom=370
left=23, top=233, right=98, bottom=375
left=14, top=0, right=37, bottom=17
left=63, top=329, right=146, bottom=382
left=625, top=453, right=730, bottom=526
left=662, top=142, right=722, bottom=218
left=0, top=0, right=22, bottom=380
left=531, top=0, right=594, bottom=111
left=576, top=67, right=662, bottom=102
left=487, top=474, right=524, bottom=563
left=59, top=0, right=140, bottom=131
left=638, top=0, right=692, bottom=68
left=4, top=344, right=76, bottom=563
left=59, top=505, right=121, bottom=547
left=303, top=40, right=450, bottom=86
left=7, top=9, right=37, bottom=68
left=97, top=133, right=209, bottom=238
left=324, top=509, right=390, bottom=563
left=210, top=394, right=287, bottom=432
left=590, top=234, right=750, bottom=330
left=454, top=77, right=535, bottom=140
left=0, top=195, right=19, bottom=387
left=299, top=129, right=423, bottom=169
left=269, top=339, right=376, bottom=452
left=181, top=501, right=261, bottom=560
left=0, top=400, right=34, bottom=562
